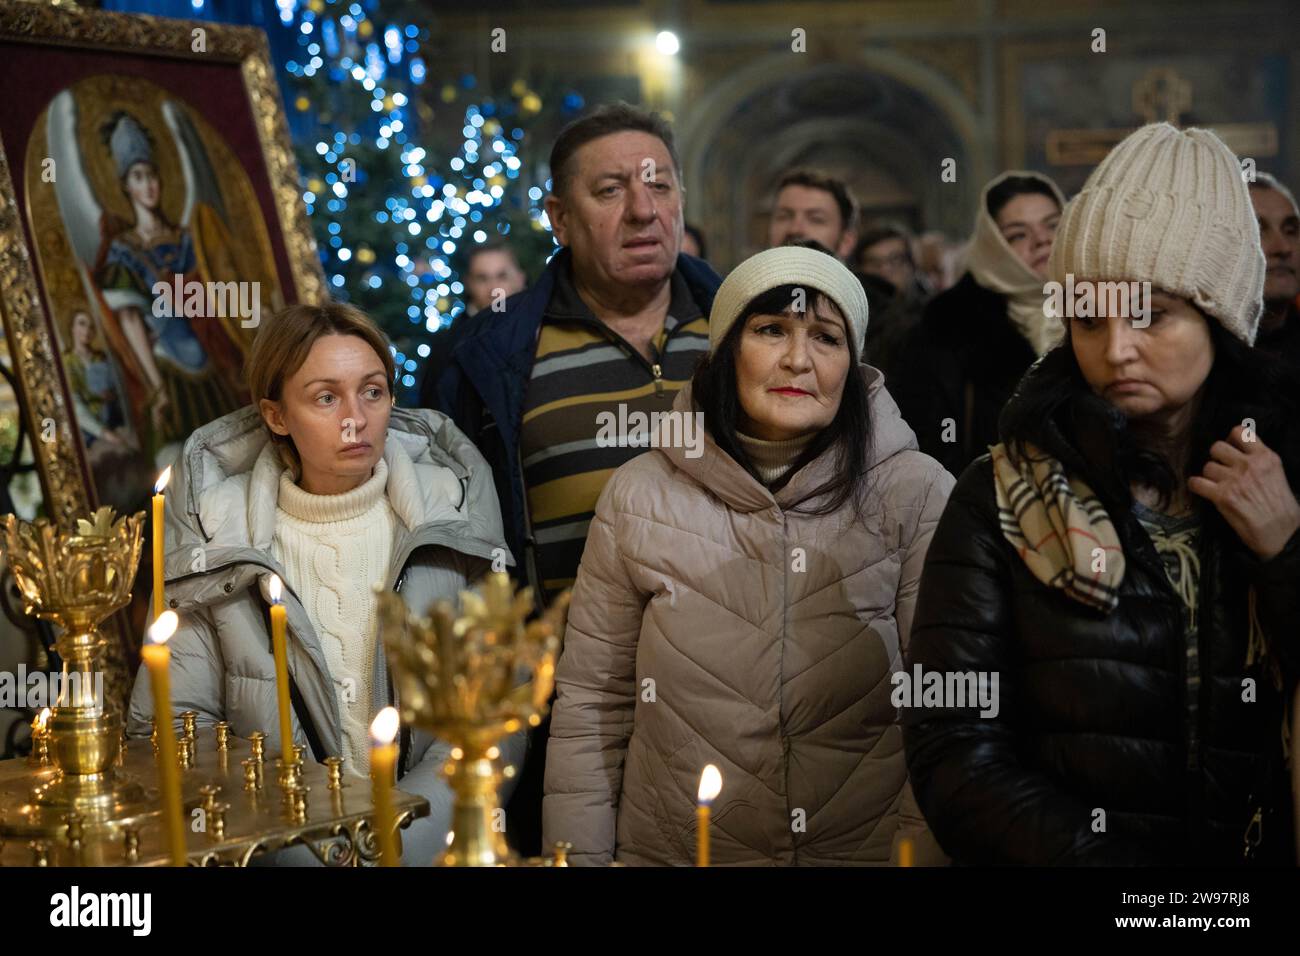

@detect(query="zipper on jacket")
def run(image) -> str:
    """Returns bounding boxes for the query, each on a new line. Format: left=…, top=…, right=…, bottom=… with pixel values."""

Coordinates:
left=566, top=311, right=673, bottom=398
left=1190, top=534, right=1217, bottom=848
left=1191, top=537, right=1211, bottom=776
left=1127, top=509, right=1203, bottom=842
left=608, top=334, right=667, bottom=396
left=778, top=514, right=796, bottom=864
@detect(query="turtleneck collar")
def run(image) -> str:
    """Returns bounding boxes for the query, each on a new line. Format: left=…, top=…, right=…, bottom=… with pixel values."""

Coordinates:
left=277, top=457, right=389, bottom=523
left=736, top=430, right=816, bottom=486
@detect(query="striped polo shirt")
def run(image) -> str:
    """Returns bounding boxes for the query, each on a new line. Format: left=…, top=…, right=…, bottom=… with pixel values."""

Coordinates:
left=520, top=260, right=710, bottom=600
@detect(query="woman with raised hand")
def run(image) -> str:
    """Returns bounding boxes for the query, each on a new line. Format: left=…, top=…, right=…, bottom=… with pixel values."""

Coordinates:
left=543, top=245, right=953, bottom=865
left=904, top=123, right=1300, bottom=865
left=127, top=302, right=525, bottom=865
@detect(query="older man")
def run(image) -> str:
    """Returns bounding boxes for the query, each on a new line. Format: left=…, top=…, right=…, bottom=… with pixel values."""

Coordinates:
left=1250, top=172, right=1300, bottom=367
left=433, top=102, right=720, bottom=600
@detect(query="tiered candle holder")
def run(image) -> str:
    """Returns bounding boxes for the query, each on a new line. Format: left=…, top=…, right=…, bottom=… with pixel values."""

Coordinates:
left=0, top=508, right=157, bottom=834
left=0, top=506, right=431, bottom=866
left=376, top=571, right=569, bottom=866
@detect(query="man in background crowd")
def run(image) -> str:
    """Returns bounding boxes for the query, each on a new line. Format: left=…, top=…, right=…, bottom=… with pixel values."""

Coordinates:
left=854, top=221, right=925, bottom=296
left=851, top=221, right=931, bottom=388
left=917, top=231, right=961, bottom=295
left=1250, top=172, right=1300, bottom=367
left=417, top=241, right=528, bottom=409
left=767, top=168, right=858, bottom=261
left=464, top=240, right=528, bottom=315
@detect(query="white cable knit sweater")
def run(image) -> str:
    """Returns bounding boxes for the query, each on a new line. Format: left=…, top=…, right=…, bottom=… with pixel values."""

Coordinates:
left=271, top=458, right=395, bottom=777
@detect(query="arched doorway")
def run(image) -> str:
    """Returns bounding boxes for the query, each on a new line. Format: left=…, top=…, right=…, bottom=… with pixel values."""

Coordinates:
left=680, top=54, right=984, bottom=269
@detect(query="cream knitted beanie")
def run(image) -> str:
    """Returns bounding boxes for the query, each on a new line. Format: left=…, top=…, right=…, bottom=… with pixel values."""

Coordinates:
left=708, top=246, right=870, bottom=360
left=1048, top=122, right=1265, bottom=344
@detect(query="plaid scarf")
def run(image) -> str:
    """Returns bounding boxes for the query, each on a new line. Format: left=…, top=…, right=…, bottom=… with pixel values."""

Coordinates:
left=991, top=441, right=1125, bottom=613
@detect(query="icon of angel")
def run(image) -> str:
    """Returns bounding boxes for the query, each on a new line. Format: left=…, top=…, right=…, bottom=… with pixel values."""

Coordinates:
left=42, top=86, right=279, bottom=466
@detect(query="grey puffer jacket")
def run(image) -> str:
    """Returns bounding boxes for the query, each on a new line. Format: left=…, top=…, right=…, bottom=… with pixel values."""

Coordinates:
left=126, top=404, right=525, bottom=865
left=543, top=367, right=954, bottom=865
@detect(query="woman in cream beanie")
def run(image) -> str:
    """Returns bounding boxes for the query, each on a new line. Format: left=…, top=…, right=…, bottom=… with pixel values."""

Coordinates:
left=904, top=122, right=1300, bottom=865
left=544, top=244, right=955, bottom=865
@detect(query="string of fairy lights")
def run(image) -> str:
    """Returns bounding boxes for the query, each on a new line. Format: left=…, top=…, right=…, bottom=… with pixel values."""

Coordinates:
left=274, top=0, right=562, bottom=393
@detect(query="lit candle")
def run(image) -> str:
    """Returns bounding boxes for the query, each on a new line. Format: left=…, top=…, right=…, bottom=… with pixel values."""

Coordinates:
left=370, top=707, right=400, bottom=867
left=697, top=764, right=722, bottom=867
left=29, top=707, right=51, bottom=766
left=142, top=611, right=186, bottom=866
left=267, top=575, right=294, bottom=768
left=151, top=466, right=172, bottom=620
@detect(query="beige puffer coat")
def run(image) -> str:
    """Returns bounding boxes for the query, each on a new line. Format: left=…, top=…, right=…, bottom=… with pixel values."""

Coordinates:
left=542, top=367, right=954, bottom=865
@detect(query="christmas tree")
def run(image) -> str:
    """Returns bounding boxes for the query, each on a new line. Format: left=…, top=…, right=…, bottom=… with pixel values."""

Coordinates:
left=279, top=0, right=576, bottom=400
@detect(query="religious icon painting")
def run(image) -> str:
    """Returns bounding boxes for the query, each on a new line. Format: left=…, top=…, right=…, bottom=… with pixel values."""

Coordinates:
left=0, top=3, right=324, bottom=706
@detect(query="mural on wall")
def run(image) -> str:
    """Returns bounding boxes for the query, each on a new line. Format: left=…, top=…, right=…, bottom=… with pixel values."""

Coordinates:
left=1021, top=55, right=1287, bottom=194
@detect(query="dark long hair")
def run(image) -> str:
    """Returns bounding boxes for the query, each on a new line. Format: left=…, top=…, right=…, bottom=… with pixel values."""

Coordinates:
left=986, top=175, right=1061, bottom=220
left=1000, top=318, right=1300, bottom=552
left=690, top=283, right=873, bottom=518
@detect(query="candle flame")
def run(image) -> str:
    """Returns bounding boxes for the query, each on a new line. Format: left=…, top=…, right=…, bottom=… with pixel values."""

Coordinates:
left=148, top=610, right=179, bottom=646
left=154, top=465, right=173, bottom=495
left=370, top=706, right=399, bottom=746
left=269, top=574, right=282, bottom=603
left=34, top=707, right=51, bottom=730
left=697, top=764, right=722, bottom=804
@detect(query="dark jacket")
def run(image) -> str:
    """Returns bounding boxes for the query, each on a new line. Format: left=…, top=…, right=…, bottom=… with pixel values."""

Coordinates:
left=890, top=272, right=1036, bottom=477
left=417, top=310, right=477, bottom=412
left=862, top=276, right=928, bottom=392
left=1256, top=301, right=1300, bottom=373
left=427, top=248, right=722, bottom=593
left=902, top=430, right=1300, bottom=864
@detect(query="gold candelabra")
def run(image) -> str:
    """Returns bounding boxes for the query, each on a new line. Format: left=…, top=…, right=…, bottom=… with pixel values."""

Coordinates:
left=0, top=506, right=433, bottom=865
left=376, top=572, right=568, bottom=866
left=1, top=507, right=151, bottom=829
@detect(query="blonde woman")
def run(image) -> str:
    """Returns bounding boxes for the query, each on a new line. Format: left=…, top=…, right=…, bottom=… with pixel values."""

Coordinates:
left=127, top=302, right=523, bottom=864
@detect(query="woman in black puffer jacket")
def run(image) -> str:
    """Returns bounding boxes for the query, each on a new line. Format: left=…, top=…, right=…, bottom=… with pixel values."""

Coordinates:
left=903, top=123, right=1300, bottom=866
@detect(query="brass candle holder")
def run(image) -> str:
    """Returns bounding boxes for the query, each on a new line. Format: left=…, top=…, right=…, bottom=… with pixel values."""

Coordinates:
left=376, top=571, right=568, bottom=866
left=0, top=507, right=151, bottom=833
left=28, top=708, right=52, bottom=767
left=324, top=757, right=344, bottom=791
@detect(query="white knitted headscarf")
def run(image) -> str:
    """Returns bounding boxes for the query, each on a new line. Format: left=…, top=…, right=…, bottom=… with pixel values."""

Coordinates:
left=964, top=170, right=1067, bottom=357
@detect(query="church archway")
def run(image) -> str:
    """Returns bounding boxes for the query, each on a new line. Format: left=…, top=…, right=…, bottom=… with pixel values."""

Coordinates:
left=679, top=52, right=985, bottom=268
